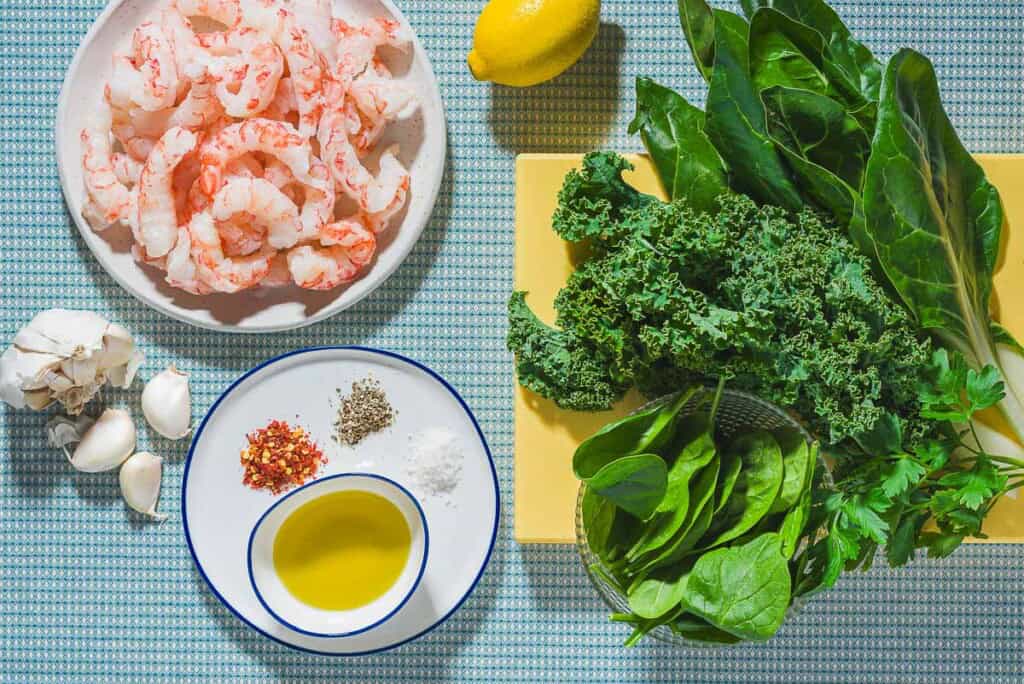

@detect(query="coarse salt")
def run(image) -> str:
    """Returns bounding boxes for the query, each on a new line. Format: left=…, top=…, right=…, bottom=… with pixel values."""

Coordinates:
left=406, top=427, right=463, bottom=506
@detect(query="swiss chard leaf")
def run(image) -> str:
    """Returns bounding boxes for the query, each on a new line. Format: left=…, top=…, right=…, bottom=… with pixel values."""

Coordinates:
left=629, top=77, right=729, bottom=210
left=587, top=453, right=669, bottom=520
left=748, top=8, right=867, bottom=115
left=704, top=9, right=804, bottom=211
left=863, top=49, right=1007, bottom=417
left=682, top=532, right=792, bottom=640
left=678, top=0, right=716, bottom=81
left=739, top=0, right=882, bottom=101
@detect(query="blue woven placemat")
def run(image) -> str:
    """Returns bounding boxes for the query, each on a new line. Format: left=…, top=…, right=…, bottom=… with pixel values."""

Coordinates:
left=1, top=1, right=1022, bottom=681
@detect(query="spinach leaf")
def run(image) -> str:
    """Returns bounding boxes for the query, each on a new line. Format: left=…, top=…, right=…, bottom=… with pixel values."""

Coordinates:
left=701, top=430, right=784, bottom=548
left=582, top=486, right=617, bottom=559
left=628, top=567, right=690, bottom=619
left=770, top=427, right=811, bottom=513
left=588, top=454, right=669, bottom=520
left=863, top=49, right=1024, bottom=439
left=670, top=613, right=743, bottom=644
left=714, top=443, right=743, bottom=514
left=761, top=85, right=870, bottom=190
left=739, top=0, right=882, bottom=100
left=778, top=486, right=811, bottom=558
left=629, top=77, right=729, bottom=210
left=748, top=8, right=865, bottom=114
left=704, top=9, right=804, bottom=211
left=681, top=532, right=792, bottom=640
left=573, top=388, right=698, bottom=479
left=678, top=0, right=716, bottom=80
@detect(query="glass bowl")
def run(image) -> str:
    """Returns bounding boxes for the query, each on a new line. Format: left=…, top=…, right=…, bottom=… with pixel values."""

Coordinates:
left=574, top=388, right=816, bottom=647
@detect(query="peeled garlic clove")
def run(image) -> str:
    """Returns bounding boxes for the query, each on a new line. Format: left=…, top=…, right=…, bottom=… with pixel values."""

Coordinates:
left=99, top=323, right=135, bottom=370
left=70, top=408, right=136, bottom=472
left=119, top=451, right=166, bottom=520
left=142, top=366, right=191, bottom=440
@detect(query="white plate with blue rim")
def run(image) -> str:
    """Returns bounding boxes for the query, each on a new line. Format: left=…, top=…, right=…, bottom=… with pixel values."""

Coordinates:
left=182, top=346, right=499, bottom=655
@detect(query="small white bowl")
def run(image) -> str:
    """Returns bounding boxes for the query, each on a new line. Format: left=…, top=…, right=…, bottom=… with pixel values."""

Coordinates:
left=247, top=473, right=428, bottom=638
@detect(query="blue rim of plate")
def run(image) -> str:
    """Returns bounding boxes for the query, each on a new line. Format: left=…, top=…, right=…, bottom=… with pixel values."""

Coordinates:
left=246, top=472, right=430, bottom=639
left=181, top=345, right=501, bottom=656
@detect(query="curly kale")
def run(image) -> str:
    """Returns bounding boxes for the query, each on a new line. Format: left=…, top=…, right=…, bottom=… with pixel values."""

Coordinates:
left=508, top=152, right=936, bottom=449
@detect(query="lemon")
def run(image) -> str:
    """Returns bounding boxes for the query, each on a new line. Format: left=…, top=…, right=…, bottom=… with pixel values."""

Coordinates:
left=468, top=0, right=601, bottom=87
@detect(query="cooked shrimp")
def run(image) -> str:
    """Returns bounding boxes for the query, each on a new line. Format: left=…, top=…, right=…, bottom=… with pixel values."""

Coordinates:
left=261, top=252, right=292, bottom=287
left=125, top=21, right=180, bottom=112
left=290, top=0, right=336, bottom=61
left=331, top=17, right=410, bottom=84
left=297, top=157, right=334, bottom=241
left=211, top=176, right=300, bottom=249
left=240, top=0, right=325, bottom=136
left=80, top=108, right=135, bottom=228
left=165, top=226, right=214, bottom=294
left=173, top=0, right=241, bottom=28
left=137, top=127, right=199, bottom=257
left=318, top=108, right=409, bottom=215
left=319, top=218, right=377, bottom=266
left=197, top=118, right=312, bottom=196
left=206, top=28, right=284, bottom=118
left=286, top=244, right=360, bottom=290
left=224, top=152, right=264, bottom=178
left=188, top=210, right=272, bottom=292
left=260, top=76, right=297, bottom=123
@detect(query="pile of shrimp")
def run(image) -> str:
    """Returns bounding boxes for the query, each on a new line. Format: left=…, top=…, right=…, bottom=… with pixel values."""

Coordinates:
left=80, top=0, right=416, bottom=293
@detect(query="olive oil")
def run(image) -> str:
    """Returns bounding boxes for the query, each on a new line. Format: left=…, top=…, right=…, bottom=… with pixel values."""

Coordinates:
left=273, top=490, right=412, bottom=611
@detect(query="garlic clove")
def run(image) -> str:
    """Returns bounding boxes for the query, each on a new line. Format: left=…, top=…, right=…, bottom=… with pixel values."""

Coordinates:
left=141, top=366, right=192, bottom=440
left=119, top=451, right=166, bottom=520
left=108, top=349, right=144, bottom=389
left=70, top=408, right=137, bottom=472
left=98, top=323, right=135, bottom=370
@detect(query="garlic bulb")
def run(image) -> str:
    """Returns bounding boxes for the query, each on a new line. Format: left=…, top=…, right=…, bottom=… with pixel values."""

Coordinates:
left=119, top=451, right=166, bottom=519
left=69, top=408, right=137, bottom=472
left=0, top=310, right=144, bottom=414
left=141, top=366, right=191, bottom=440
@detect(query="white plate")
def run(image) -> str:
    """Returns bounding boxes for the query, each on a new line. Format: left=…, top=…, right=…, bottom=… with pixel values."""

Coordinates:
left=55, top=0, right=447, bottom=332
left=182, top=347, right=499, bottom=655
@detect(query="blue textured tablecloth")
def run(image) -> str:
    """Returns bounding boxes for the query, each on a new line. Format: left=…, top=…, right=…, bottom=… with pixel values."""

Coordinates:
left=2, top=1, right=1023, bottom=681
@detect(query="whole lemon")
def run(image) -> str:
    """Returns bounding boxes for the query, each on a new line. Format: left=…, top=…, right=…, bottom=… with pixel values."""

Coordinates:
left=468, top=0, right=601, bottom=87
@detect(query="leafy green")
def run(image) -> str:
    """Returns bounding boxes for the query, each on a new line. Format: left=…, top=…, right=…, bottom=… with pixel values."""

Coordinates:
left=704, top=9, right=804, bottom=211
left=677, top=0, right=716, bottom=80
left=771, top=427, right=812, bottom=513
left=863, top=48, right=1024, bottom=444
left=508, top=155, right=936, bottom=450
left=628, top=568, right=690, bottom=619
left=682, top=532, right=792, bottom=640
left=670, top=613, right=743, bottom=644
left=702, top=430, right=784, bottom=547
left=573, top=389, right=696, bottom=479
left=629, top=77, right=729, bottom=210
left=587, top=453, right=668, bottom=520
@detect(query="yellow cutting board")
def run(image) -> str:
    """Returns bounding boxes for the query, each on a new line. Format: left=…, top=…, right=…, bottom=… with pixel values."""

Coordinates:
left=514, top=152, right=1024, bottom=545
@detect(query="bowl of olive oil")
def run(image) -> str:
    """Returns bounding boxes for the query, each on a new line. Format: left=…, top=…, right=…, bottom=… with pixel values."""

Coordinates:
left=247, top=473, right=429, bottom=637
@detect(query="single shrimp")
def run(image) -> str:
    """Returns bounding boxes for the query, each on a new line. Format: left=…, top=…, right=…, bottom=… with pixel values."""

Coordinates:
left=165, top=226, right=215, bottom=295
left=297, top=157, right=334, bottom=241
left=188, top=210, right=272, bottom=293
left=331, top=17, right=410, bottom=84
left=137, top=127, right=199, bottom=257
left=318, top=108, right=410, bottom=215
left=319, top=218, right=377, bottom=266
left=122, top=21, right=181, bottom=112
left=289, top=0, right=336, bottom=62
left=173, top=153, right=202, bottom=221
left=206, top=28, right=284, bottom=118
left=210, top=176, right=300, bottom=249
left=286, top=244, right=360, bottom=290
left=80, top=107, right=135, bottom=229
left=240, top=0, right=325, bottom=136
left=260, top=76, right=297, bottom=123
left=197, top=118, right=312, bottom=197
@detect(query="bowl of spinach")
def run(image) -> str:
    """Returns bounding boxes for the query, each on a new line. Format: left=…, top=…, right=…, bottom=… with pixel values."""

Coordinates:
left=574, top=382, right=828, bottom=646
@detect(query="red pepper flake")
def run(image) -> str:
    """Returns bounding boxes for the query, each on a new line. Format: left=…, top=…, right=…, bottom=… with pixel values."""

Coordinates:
left=241, top=420, right=325, bottom=494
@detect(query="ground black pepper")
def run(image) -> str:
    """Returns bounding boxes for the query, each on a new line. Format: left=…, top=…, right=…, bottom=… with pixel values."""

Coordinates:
left=334, top=375, right=395, bottom=446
